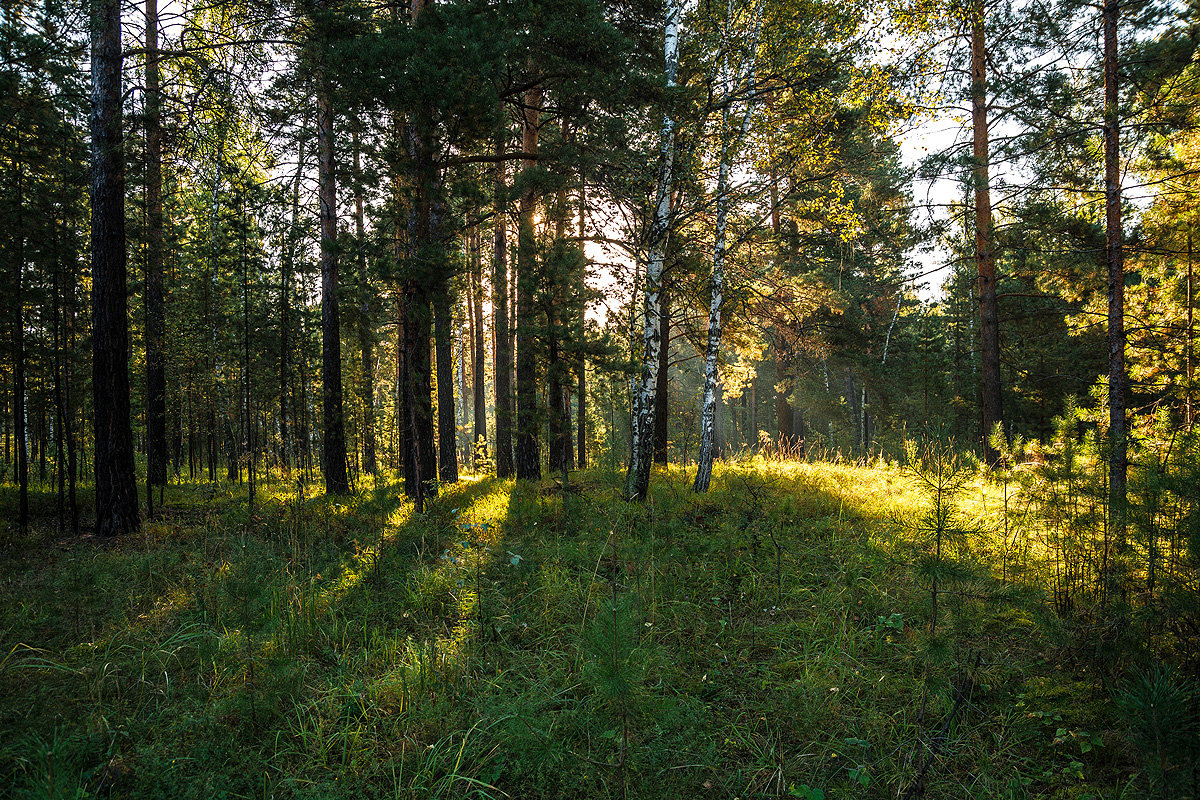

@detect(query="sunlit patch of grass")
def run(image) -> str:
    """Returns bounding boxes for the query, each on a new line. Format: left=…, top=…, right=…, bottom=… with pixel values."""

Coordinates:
left=2, top=460, right=1131, bottom=798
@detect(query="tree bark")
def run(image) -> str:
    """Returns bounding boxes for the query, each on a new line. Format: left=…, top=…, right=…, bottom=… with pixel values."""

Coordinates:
left=845, top=367, right=860, bottom=452
left=401, top=99, right=439, bottom=502
left=91, top=0, right=140, bottom=535
left=972, top=0, right=1002, bottom=465
left=515, top=81, right=542, bottom=481
left=11, top=151, right=27, bottom=533
left=435, top=280, right=458, bottom=483
left=64, top=272, right=79, bottom=535
left=317, top=23, right=349, bottom=494
left=1104, top=0, right=1126, bottom=544
left=145, top=0, right=167, bottom=498
left=576, top=186, right=588, bottom=471
left=53, top=250, right=66, bottom=536
left=547, top=137, right=574, bottom=478
left=653, top=287, right=670, bottom=464
left=472, top=229, right=487, bottom=466
left=352, top=130, right=377, bottom=476
left=492, top=114, right=514, bottom=478
left=281, top=135, right=304, bottom=472
left=693, top=218, right=726, bottom=494
left=695, top=5, right=761, bottom=493
left=628, top=0, right=681, bottom=499
left=548, top=301, right=567, bottom=475
left=402, top=285, right=436, bottom=502
left=240, top=189, right=254, bottom=507
left=774, top=341, right=794, bottom=449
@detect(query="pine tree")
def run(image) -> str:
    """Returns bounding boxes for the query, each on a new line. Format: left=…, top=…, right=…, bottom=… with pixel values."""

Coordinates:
left=91, top=0, right=140, bottom=536
left=144, top=0, right=167, bottom=509
left=314, top=0, right=350, bottom=495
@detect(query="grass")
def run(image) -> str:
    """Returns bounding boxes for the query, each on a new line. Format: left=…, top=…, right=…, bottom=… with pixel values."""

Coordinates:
left=0, top=459, right=1177, bottom=798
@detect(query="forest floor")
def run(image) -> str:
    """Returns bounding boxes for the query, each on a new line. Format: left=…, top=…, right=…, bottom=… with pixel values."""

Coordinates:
left=0, top=460, right=1158, bottom=799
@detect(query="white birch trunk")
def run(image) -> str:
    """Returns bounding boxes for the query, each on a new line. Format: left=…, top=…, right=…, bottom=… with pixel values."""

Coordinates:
left=626, top=0, right=681, bottom=501
left=694, top=2, right=762, bottom=493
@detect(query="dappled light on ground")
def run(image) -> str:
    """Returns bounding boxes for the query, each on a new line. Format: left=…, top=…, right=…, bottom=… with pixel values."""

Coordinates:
left=0, top=463, right=1185, bottom=798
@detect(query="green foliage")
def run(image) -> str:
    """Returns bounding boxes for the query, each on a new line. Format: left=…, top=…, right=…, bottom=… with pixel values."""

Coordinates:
left=1114, top=667, right=1199, bottom=798
left=4, top=460, right=1156, bottom=798
left=901, top=437, right=978, bottom=636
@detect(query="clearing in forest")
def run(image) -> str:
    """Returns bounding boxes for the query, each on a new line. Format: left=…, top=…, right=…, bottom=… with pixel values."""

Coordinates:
left=0, top=462, right=1157, bottom=798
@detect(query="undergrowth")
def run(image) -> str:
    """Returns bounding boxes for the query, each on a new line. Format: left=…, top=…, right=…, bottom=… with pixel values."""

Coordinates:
left=0, top=461, right=1191, bottom=798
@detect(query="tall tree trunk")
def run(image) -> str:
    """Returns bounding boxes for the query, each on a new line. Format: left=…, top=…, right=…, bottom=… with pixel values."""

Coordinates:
left=472, top=229, right=487, bottom=466
left=53, top=257, right=66, bottom=536
left=401, top=285, right=436, bottom=503
left=401, top=108, right=439, bottom=502
left=972, top=0, right=1002, bottom=465
left=11, top=153, right=27, bottom=533
left=352, top=130, right=377, bottom=476
left=564, top=387, right=575, bottom=469
left=767, top=107, right=794, bottom=455
left=36, top=414, right=44, bottom=486
left=547, top=147, right=572, bottom=477
left=695, top=6, right=761, bottom=493
left=226, top=411, right=239, bottom=482
left=398, top=296, right=416, bottom=496
left=1187, top=232, right=1194, bottom=429
left=845, top=368, right=860, bottom=452
left=240, top=190, right=255, bottom=507
left=774, top=341, right=794, bottom=449
left=548, top=303, right=566, bottom=475
left=492, top=113, right=514, bottom=477
left=393, top=298, right=402, bottom=472
left=206, top=399, right=216, bottom=481
left=64, top=276, right=79, bottom=535
left=693, top=211, right=726, bottom=494
left=653, top=286, right=670, bottom=465
left=145, top=0, right=167, bottom=503
left=577, top=367, right=587, bottom=470
left=1104, top=0, right=1126, bottom=544
left=317, top=36, right=349, bottom=495
left=515, top=81, right=542, bottom=481
left=91, top=0, right=139, bottom=536
left=576, top=185, right=588, bottom=471
left=627, top=0, right=680, bottom=500
left=462, top=275, right=472, bottom=462
left=389, top=105, right=405, bottom=476
left=280, top=135, right=304, bottom=472
left=401, top=0, right=447, bottom=494
left=435, top=280, right=458, bottom=484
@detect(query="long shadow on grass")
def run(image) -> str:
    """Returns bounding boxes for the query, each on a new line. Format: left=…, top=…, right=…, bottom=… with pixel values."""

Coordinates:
left=0, top=476, right=510, bottom=797
left=463, top=461, right=1057, bottom=800
left=1, top=463, right=1056, bottom=799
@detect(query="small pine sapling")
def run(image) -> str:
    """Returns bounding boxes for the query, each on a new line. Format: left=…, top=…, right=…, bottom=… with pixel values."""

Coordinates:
left=902, top=438, right=973, bottom=637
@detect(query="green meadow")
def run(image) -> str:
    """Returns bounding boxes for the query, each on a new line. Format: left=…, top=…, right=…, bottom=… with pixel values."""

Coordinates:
left=4, top=457, right=1190, bottom=799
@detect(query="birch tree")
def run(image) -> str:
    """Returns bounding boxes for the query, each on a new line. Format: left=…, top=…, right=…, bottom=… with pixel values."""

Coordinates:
left=694, top=0, right=762, bottom=494
left=626, top=0, right=682, bottom=501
